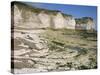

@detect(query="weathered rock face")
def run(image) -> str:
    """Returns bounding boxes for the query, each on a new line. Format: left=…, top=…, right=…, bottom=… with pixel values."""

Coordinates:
left=13, top=2, right=95, bottom=30
left=13, top=2, right=76, bottom=29
left=75, top=17, right=95, bottom=30
left=65, top=17, right=76, bottom=29
left=38, top=11, right=51, bottom=28
left=14, top=5, right=42, bottom=28
left=53, top=12, right=66, bottom=28
left=14, top=5, right=22, bottom=27
left=86, top=20, right=95, bottom=30
left=13, top=2, right=96, bottom=30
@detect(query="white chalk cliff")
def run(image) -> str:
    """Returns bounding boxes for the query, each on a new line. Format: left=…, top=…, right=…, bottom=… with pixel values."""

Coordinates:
left=12, top=2, right=95, bottom=30
left=12, top=2, right=76, bottom=29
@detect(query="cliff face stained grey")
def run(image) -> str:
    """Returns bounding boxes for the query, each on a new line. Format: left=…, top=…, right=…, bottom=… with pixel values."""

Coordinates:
left=11, top=1, right=97, bottom=74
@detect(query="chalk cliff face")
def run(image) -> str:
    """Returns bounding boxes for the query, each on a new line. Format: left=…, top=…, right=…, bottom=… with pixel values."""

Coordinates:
left=75, top=17, right=95, bottom=30
left=12, top=2, right=76, bottom=29
left=38, top=11, right=51, bottom=28
left=53, top=12, right=66, bottom=28
left=12, top=2, right=95, bottom=30
left=65, top=16, right=76, bottom=29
